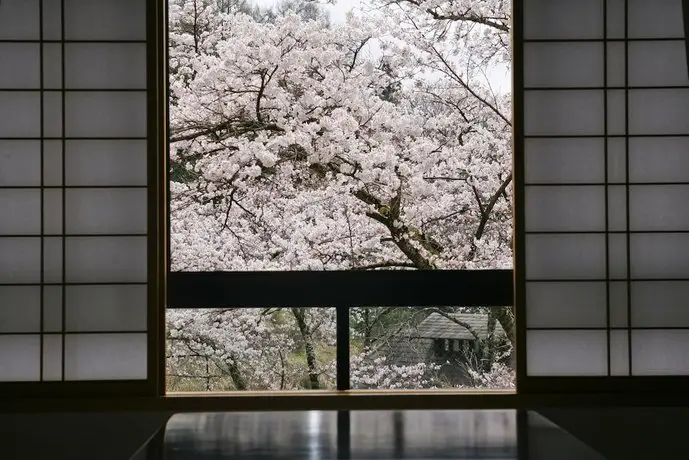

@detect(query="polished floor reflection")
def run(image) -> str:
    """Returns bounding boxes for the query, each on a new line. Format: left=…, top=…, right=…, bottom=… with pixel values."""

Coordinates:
left=162, top=410, right=605, bottom=459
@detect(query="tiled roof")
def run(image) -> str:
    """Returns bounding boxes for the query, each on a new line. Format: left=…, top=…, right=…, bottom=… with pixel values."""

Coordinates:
left=411, top=312, right=506, bottom=341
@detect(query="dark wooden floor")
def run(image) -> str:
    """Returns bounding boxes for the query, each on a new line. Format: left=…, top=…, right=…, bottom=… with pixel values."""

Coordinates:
left=159, top=410, right=604, bottom=459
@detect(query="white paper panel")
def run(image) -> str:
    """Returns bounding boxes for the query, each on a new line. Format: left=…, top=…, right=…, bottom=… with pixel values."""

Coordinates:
left=632, top=281, right=689, bottom=327
left=0, top=141, right=40, bottom=186
left=523, top=0, right=603, bottom=39
left=0, top=335, right=40, bottom=381
left=66, top=285, right=147, bottom=331
left=525, top=90, right=604, bottom=136
left=0, top=189, right=40, bottom=234
left=607, top=185, right=626, bottom=231
left=42, top=334, right=62, bottom=381
left=526, top=282, right=606, bottom=328
left=524, top=138, right=604, bottom=184
left=526, top=234, right=606, bottom=279
left=43, top=188, right=63, bottom=235
left=0, top=286, right=39, bottom=333
left=525, top=186, right=604, bottom=231
left=632, top=330, right=689, bottom=375
left=606, top=90, right=625, bottom=136
left=0, top=238, right=40, bottom=283
left=43, top=141, right=63, bottom=186
left=43, top=91, right=63, bottom=138
left=630, top=185, right=689, bottom=231
left=628, top=0, right=684, bottom=38
left=64, top=0, right=146, bottom=40
left=43, top=43, right=62, bottom=89
left=629, top=89, right=689, bottom=135
left=0, top=44, right=39, bottom=88
left=606, top=0, right=625, bottom=39
left=630, top=234, right=689, bottom=279
left=65, top=188, right=147, bottom=235
left=65, top=44, right=147, bottom=89
left=0, top=0, right=39, bottom=40
left=42, top=0, right=62, bottom=41
left=43, top=285, right=63, bottom=333
left=606, top=42, right=625, bottom=87
left=43, top=237, right=62, bottom=284
left=527, top=330, right=608, bottom=376
left=607, top=138, right=626, bottom=183
left=609, top=281, right=628, bottom=327
left=630, top=137, right=689, bottom=183
left=524, top=42, right=603, bottom=87
left=64, top=333, right=147, bottom=380
left=0, top=92, right=40, bottom=138
left=608, top=234, right=628, bottom=280
left=65, top=140, right=147, bottom=186
left=65, top=92, right=147, bottom=138
left=610, top=330, right=629, bottom=376
left=65, top=236, right=147, bottom=283
left=42, top=239, right=63, bottom=285
left=629, top=41, right=689, bottom=87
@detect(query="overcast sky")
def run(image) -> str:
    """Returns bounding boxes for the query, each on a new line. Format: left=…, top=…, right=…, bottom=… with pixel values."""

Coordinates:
left=251, top=0, right=510, bottom=93
left=253, top=0, right=364, bottom=22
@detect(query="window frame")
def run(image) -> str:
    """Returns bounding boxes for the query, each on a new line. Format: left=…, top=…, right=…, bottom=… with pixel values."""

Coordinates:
left=163, top=0, right=516, bottom=393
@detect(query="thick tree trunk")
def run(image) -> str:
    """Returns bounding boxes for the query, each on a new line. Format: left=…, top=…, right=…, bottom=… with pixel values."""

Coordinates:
left=225, top=357, right=247, bottom=391
left=292, top=308, right=321, bottom=389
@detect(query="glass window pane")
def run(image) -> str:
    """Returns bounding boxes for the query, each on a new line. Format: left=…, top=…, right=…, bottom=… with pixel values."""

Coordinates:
left=168, top=1, right=513, bottom=272
left=166, top=308, right=336, bottom=392
left=350, top=307, right=514, bottom=390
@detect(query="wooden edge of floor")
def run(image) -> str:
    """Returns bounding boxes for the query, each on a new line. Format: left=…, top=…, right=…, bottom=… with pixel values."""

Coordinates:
left=2, top=390, right=689, bottom=413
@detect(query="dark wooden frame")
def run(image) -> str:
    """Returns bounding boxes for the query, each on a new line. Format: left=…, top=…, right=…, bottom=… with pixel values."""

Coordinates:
left=4, top=0, right=689, bottom=410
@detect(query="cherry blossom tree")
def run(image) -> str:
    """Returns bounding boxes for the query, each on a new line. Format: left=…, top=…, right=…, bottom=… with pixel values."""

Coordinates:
left=167, top=0, right=514, bottom=391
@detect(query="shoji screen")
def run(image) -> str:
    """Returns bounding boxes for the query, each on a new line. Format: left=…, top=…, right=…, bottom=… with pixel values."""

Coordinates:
left=0, top=0, right=163, bottom=395
left=516, top=0, right=689, bottom=388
